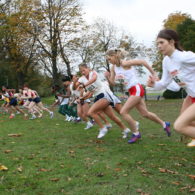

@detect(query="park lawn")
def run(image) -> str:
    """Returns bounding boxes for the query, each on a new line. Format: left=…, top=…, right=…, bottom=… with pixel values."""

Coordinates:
left=0, top=98, right=194, bottom=195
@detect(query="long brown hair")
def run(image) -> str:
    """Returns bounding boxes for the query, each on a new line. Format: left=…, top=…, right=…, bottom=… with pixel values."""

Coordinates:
left=157, top=29, right=183, bottom=51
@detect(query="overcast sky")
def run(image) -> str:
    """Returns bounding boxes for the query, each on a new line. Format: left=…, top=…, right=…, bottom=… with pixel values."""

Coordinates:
left=82, top=0, right=195, bottom=47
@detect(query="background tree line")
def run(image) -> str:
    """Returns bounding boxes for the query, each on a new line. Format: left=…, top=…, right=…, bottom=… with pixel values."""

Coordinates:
left=0, top=0, right=194, bottom=96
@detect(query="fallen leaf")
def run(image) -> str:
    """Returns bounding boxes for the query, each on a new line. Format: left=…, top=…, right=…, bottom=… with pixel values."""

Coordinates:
left=96, top=173, right=104, bottom=177
left=4, top=150, right=12, bottom=153
left=17, top=166, right=23, bottom=172
left=0, top=165, right=8, bottom=171
left=189, top=188, right=195, bottom=192
left=95, top=147, right=105, bottom=152
left=157, top=144, right=167, bottom=146
left=159, top=168, right=178, bottom=174
left=136, top=189, right=142, bottom=193
left=180, top=186, right=191, bottom=191
left=50, top=178, right=60, bottom=182
left=8, top=134, right=22, bottom=137
left=95, top=140, right=104, bottom=144
left=187, top=175, right=195, bottom=180
left=114, top=168, right=121, bottom=172
left=39, top=168, right=50, bottom=172
left=171, top=181, right=180, bottom=185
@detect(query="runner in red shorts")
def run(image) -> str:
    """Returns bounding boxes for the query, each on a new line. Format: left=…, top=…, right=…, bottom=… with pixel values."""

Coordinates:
left=106, top=49, right=171, bottom=144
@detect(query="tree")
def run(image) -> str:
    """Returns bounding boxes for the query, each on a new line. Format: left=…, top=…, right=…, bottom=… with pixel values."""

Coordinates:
left=177, top=18, right=195, bottom=52
left=163, top=11, right=191, bottom=30
left=0, top=0, right=40, bottom=87
left=31, top=0, right=85, bottom=84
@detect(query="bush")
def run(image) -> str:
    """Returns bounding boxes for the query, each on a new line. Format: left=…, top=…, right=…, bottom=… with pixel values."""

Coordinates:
left=163, top=88, right=187, bottom=99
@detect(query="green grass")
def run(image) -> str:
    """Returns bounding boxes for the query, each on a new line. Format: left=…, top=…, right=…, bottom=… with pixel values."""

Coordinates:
left=0, top=98, right=194, bottom=195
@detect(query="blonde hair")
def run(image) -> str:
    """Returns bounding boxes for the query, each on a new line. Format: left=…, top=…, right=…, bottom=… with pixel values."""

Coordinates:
left=106, top=48, right=128, bottom=59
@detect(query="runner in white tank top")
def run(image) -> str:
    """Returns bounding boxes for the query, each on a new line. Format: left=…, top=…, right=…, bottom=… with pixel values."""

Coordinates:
left=106, top=49, right=171, bottom=144
left=77, top=63, right=130, bottom=139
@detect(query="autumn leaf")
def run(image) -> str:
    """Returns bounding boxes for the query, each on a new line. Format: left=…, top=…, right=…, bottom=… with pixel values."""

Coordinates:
left=159, top=168, right=178, bottom=174
left=17, top=166, right=23, bottom=172
left=171, top=181, right=180, bottom=185
left=187, top=175, right=195, bottom=180
left=50, top=178, right=60, bottom=182
left=4, top=150, right=13, bottom=154
left=96, top=173, right=104, bottom=177
left=114, top=168, right=122, bottom=172
left=180, top=185, right=191, bottom=191
left=0, top=165, right=8, bottom=171
left=95, top=140, right=104, bottom=144
left=39, top=168, right=50, bottom=172
left=95, top=147, right=105, bottom=152
left=8, top=133, right=23, bottom=137
left=189, top=188, right=195, bottom=192
left=136, top=189, right=142, bottom=193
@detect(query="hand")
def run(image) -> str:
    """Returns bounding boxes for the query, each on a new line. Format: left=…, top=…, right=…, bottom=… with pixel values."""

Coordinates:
left=147, top=75, right=156, bottom=87
left=178, top=82, right=186, bottom=87
left=104, top=71, right=110, bottom=78
left=170, top=70, right=179, bottom=76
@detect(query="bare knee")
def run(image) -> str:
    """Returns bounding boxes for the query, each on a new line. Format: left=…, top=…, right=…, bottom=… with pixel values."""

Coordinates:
left=174, top=120, right=184, bottom=133
left=87, top=110, right=94, bottom=117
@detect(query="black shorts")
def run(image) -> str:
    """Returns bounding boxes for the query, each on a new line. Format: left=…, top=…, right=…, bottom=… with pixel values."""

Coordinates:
left=9, top=98, right=18, bottom=106
left=28, top=98, right=33, bottom=102
left=33, top=97, right=41, bottom=103
left=94, top=93, right=114, bottom=107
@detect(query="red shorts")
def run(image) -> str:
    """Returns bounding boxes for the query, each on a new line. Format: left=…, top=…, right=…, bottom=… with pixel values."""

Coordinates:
left=189, top=96, right=195, bottom=103
left=128, top=84, right=145, bottom=97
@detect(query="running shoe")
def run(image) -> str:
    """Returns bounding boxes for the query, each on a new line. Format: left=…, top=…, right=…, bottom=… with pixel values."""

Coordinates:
left=9, top=114, right=15, bottom=119
left=97, top=127, right=108, bottom=139
left=84, top=121, right=93, bottom=130
left=50, top=111, right=54, bottom=119
left=105, top=123, right=112, bottom=129
left=164, top=122, right=171, bottom=137
left=128, top=132, right=141, bottom=144
left=122, top=128, right=131, bottom=139
left=38, top=113, right=43, bottom=118
left=29, top=115, right=36, bottom=120
left=187, top=139, right=195, bottom=147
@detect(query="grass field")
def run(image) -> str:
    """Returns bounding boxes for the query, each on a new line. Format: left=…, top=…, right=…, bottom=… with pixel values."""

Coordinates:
left=0, top=98, right=194, bottom=195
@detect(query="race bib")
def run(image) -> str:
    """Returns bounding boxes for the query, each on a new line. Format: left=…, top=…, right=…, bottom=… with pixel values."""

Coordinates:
left=86, top=84, right=98, bottom=92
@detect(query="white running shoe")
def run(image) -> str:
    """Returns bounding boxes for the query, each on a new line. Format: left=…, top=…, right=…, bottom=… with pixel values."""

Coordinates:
left=187, top=139, right=195, bottom=147
left=122, top=128, right=131, bottom=139
left=38, top=113, right=43, bottom=118
left=84, top=121, right=93, bottom=130
left=29, top=115, right=36, bottom=120
left=105, top=123, right=112, bottom=129
left=50, top=112, right=54, bottom=119
left=97, top=127, right=108, bottom=139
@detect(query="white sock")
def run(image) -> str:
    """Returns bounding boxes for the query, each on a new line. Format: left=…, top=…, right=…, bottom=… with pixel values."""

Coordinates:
left=133, top=131, right=139, bottom=136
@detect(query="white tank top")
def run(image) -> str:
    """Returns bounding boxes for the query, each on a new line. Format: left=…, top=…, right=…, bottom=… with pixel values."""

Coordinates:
left=78, top=71, right=105, bottom=96
left=114, top=65, right=139, bottom=90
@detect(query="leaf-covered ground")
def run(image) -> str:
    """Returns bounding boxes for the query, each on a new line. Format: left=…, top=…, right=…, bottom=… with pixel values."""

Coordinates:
left=0, top=98, right=194, bottom=195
